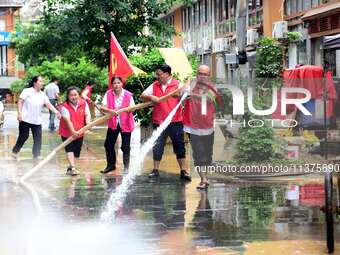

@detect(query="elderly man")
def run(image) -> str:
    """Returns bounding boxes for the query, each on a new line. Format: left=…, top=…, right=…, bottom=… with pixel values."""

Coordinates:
left=183, top=65, right=222, bottom=190
left=140, top=64, right=191, bottom=181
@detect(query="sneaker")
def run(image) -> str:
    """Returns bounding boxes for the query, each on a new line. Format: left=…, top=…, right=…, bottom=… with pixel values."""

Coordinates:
left=149, top=169, right=160, bottom=178
left=66, top=167, right=79, bottom=176
left=180, top=170, right=191, bottom=181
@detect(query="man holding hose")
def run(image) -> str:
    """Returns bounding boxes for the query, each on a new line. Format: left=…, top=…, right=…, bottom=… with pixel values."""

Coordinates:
left=140, top=64, right=191, bottom=181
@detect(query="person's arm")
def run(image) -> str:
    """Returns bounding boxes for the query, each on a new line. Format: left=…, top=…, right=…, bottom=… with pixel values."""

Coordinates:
left=61, top=107, right=81, bottom=137
left=17, top=98, right=23, bottom=122
left=140, top=84, right=160, bottom=103
left=125, top=96, right=136, bottom=112
left=81, top=87, right=90, bottom=100
left=45, top=96, right=61, bottom=119
left=17, top=89, right=28, bottom=122
left=64, top=117, right=81, bottom=137
left=55, top=86, right=60, bottom=102
left=84, top=103, right=91, bottom=125
left=99, top=92, right=117, bottom=115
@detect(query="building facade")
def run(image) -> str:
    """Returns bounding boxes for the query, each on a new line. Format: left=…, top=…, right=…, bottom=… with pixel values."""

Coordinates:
left=284, top=0, right=340, bottom=79
left=0, top=0, right=24, bottom=97
left=162, top=0, right=340, bottom=83
left=162, top=0, right=283, bottom=84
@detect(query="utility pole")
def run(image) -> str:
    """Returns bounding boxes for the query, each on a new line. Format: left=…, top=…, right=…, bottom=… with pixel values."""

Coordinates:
left=236, top=0, right=247, bottom=64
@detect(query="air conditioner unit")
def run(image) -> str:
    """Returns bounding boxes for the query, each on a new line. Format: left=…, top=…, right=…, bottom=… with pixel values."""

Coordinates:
left=203, top=38, right=211, bottom=51
left=247, top=29, right=259, bottom=45
left=222, top=38, right=230, bottom=50
left=213, top=38, right=224, bottom=53
left=272, top=21, right=288, bottom=39
left=186, top=32, right=192, bottom=43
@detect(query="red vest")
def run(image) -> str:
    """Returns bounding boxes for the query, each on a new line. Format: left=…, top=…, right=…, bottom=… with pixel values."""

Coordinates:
left=59, top=99, right=86, bottom=138
left=107, top=89, right=135, bottom=132
left=81, top=85, right=92, bottom=103
left=152, top=79, right=183, bottom=124
left=183, top=85, right=215, bottom=129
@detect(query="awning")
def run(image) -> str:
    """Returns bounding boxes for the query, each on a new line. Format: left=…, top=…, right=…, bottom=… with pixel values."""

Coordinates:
left=131, top=65, right=146, bottom=75
left=0, top=0, right=24, bottom=7
left=324, top=33, right=340, bottom=49
left=158, top=48, right=193, bottom=80
left=302, top=2, right=340, bottom=20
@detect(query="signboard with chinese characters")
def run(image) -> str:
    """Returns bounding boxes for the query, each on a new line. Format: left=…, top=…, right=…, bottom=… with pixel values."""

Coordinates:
left=0, top=32, right=11, bottom=45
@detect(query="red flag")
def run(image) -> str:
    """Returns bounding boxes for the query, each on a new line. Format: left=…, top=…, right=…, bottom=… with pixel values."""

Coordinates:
left=108, top=32, right=133, bottom=88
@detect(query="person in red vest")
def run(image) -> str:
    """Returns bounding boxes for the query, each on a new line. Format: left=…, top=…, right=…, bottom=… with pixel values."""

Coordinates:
left=100, top=76, right=135, bottom=174
left=183, top=65, right=221, bottom=190
left=59, top=86, right=91, bottom=176
left=140, top=64, right=191, bottom=181
left=81, top=80, right=96, bottom=104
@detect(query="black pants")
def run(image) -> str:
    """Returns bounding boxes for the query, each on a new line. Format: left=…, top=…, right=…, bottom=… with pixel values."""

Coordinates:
left=188, top=132, right=214, bottom=166
left=48, top=99, right=58, bottom=130
left=153, top=122, right=186, bottom=161
left=104, top=125, right=131, bottom=169
left=12, top=121, right=42, bottom=157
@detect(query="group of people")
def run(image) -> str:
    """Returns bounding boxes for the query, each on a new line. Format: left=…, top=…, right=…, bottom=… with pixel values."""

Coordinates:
left=11, top=63, right=220, bottom=190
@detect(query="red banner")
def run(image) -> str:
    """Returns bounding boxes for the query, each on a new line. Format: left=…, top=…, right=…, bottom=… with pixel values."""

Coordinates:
left=108, top=32, right=133, bottom=88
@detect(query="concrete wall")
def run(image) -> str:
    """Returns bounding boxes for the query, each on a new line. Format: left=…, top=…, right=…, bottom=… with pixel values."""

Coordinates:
left=173, top=9, right=183, bottom=48
left=262, top=0, right=283, bottom=37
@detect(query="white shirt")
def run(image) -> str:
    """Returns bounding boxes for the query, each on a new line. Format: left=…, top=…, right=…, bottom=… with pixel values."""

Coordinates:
left=102, top=90, right=135, bottom=124
left=142, top=78, right=179, bottom=96
left=44, top=82, right=60, bottom=99
left=0, top=101, right=3, bottom=112
left=60, top=101, right=90, bottom=119
left=20, top=87, right=50, bottom=125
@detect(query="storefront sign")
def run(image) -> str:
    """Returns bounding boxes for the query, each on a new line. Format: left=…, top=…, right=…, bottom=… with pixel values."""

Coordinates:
left=0, top=32, right=11, bottom=45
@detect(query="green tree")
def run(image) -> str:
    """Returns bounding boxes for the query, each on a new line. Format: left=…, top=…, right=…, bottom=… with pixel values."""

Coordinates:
left=11, top=0, right=176, bottom=67
left=255, top=37, right=283, bottom=78
left=11, top=57, right=108, bottom=97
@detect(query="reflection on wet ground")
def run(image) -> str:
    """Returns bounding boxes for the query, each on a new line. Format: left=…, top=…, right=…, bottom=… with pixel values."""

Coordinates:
left=0, top=111, right=340, bottom=254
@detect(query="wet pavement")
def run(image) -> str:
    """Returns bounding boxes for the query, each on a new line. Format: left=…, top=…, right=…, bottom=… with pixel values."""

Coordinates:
left=1, top=107, right=340, bottom=255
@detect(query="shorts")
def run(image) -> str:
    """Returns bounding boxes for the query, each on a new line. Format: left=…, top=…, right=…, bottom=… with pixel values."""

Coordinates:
left=61, top=136, right=84, bottom=158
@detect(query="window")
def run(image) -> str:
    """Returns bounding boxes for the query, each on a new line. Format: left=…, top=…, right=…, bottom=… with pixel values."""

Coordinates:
left=285, top=0, right=291, bottom=15
left=182, top=8, right=186, bottom=31
left=312, top=0, right=320, bottom=8
left=204, top=0, right=208, bottom=23
left=0, top=45, right=7, bottom=76
left=287, top=0, right=296, bottom=15
left=0, top=20, right=5, bottom=32
left=198, top=0, right=202, bottom=25
left=217, top=0, right=223, bottom=22
left=297, top=0, right=303, bottom=12
left=187, top=7, right=191, bottom=29
left=304, top=0, right=311, bottom=10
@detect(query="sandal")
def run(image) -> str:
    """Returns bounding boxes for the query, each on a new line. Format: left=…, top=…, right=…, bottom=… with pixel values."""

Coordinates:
left=196, top=181, right=209, bottom=190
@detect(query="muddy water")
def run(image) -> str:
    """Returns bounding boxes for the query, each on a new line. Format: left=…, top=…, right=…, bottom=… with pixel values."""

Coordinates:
left=0, top=110, right=340, bottom=254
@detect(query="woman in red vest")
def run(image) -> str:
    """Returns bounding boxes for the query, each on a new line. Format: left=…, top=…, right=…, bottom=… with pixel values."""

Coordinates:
left=100, top=76, right=135, bottom=174
left=81, top=80, right=96, bottom=104
left=183, top=65, right=222, bottom=190
left=59, top=86, right=91, bottom=176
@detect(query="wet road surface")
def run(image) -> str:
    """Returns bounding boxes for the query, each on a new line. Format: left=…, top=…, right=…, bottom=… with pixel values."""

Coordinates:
left=0, top=108, right=339, bottom=254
